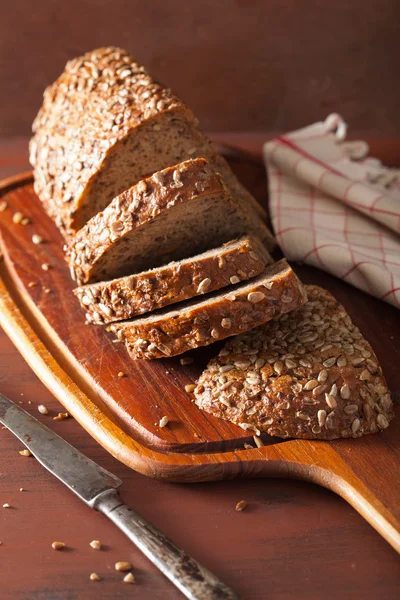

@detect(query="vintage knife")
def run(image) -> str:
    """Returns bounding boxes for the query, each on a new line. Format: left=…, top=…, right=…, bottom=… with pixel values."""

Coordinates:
left=0, top=392, right=238, bottom=600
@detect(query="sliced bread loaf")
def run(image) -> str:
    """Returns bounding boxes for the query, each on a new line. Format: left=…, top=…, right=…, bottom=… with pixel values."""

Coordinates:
left=67, top=159, right=272, bottom=286
left=30, top=46, right=269, bottom=237
left=74, top=236, right=272, bottom=324
left=194, top=285, right=394, bottom=440
left=109, top=259, right=307, bottom=359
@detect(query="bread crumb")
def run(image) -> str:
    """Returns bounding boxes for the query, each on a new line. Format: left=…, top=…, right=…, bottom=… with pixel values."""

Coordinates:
left=123, top=572, right=135, bottom=584
left=38, top=404, right=49, bottom=415
left=19, top=449, right=32, bottom=457
left=52, top=541, right=65, bottom=550
left=89, top=540, right=101, bottom=550
left=115, top=561, right=132, bottom=572
left=159, top=416, right=169, bottom=428
left=90, top=573, right=101, bottom=581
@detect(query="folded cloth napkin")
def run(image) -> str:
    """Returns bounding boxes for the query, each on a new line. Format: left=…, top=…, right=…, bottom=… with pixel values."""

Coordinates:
left=263, top=114, right=400, bottom=308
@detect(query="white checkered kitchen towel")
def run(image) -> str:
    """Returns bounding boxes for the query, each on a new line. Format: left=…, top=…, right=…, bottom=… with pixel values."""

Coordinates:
left=264, top=114, right=400, bottom=308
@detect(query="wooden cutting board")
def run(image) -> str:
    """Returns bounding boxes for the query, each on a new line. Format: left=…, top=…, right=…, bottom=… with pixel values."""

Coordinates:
left=0, top=151, right=399, bottom=554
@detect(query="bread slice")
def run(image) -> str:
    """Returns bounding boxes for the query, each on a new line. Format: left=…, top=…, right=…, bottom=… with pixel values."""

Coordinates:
left=74, top=236, right=272, bottom=324
left=30, top=46, right=269, bottom=237
left=110, top=259, right=307, bottom=359
left=194, top=285, right=394, bottom=441
left=67, top=159, right=272, bottom=286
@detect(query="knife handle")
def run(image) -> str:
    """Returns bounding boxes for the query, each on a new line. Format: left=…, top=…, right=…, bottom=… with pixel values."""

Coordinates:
left=95, top=489, right=239, bottom=600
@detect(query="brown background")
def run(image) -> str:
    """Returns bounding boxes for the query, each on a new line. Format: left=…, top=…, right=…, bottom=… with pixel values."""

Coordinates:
left=0, top=0, right=399, bottom=137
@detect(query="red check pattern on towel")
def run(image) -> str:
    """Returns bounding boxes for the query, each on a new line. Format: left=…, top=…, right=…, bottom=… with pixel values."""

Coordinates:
left=264, top=114, right=400, bottom=308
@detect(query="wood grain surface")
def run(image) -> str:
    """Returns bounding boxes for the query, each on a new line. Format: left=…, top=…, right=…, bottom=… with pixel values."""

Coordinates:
left=0, top=137, right=399, bottom=599
left=1, top=1, right=400, bottom=137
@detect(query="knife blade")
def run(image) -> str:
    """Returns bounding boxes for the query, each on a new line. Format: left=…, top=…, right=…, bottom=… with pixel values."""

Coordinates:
left=0, top=392, right=239, bottom=600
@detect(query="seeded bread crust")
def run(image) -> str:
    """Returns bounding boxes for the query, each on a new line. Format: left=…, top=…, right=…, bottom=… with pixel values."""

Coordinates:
left=110, top=260, right=307, bottom=359
left=74, top=236, right=272, bottom=324
left=194, top=285, right=394, bottom=440
left=30, top=46, right=270, bottom=238
left=67, top=159, right=270, bottom=286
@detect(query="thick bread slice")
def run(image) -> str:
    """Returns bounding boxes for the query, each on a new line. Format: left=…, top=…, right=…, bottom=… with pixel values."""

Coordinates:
left=30, top=46, right=270, bottom=237
left=110, top=259, right=307, bottom=359
left=74, top=236, right=272, bottom=324
left=67, top=159, right=271, bottom=286
left=194, top=285, right=394, bottom=440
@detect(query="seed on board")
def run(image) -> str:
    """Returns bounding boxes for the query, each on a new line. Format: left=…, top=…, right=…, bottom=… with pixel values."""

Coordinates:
left=27, top=281, right=37, bottom=288
left=32, top=234, right=44, bottom=245
left=180, top=357, right=193, bottom=365
left=2, top=503, right=10, bottom=508
left=19, top=449, right=32, bottom=457
left=89, top=540, right=102, bottom=551
left=159, top=416, right=169, bottom=428
left=12, top=211, right=24, bottom=224
left=340, top=384, right=351, bottom=400
left=19, top=488, right=24, bottom=492
left=123, top=572, right=135, bottom=584
left=117, top=371, right=126, bottom=378
left=0, top=200, right=7, bottom=211
left=38, top=404, right=48, bottom=415
left=52, top=541, right=65, bottom=550
left=41, top=263, right=51, bottom=271
left=115, top=561, right=132, bottom=572
left=235, top=500, right=248, bottom=512
left=185, top=384, right=196, bottom=393
left=90, top=573, right=101, bottom=581
left=44, top=288, right=52, bottom=294
left=247, top=291, right=265, bottom=304
left=21, top=217, right=31, bottom=225
left=53, top=412, right=69, bottom=421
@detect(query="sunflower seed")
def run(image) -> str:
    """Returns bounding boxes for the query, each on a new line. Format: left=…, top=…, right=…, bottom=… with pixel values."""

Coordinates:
left=304, top=379, right=318, bottom=391
left=317, top=410, right=327, bottom=427
left=377, top=414, right=389, bottom=429
left=197, top=278, right=211, bottom=294
left=318, top=369, right=328, bottom=383
left=325, top=394, right=337, bottom=408
left=344, top=404, right=359, bottom=415
left=340, top=384, right=351, bottom=399
left=323, top=357, right=336, bottom=368
left=247, top=291, right=265, bottom=304
left=351, top=418, right=361, bottom=434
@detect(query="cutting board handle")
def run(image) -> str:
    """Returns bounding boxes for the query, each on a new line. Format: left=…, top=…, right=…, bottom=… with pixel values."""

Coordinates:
left=278, top=438, right=400, bottom=553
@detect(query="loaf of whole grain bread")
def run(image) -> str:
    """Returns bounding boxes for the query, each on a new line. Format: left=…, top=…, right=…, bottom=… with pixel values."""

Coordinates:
left=194, top=285, right=394, bottom=440
left=67, top=159, right=272, bottom=286
left=110, top=259, right=307, bottom=359
left=30, top=46, right=271, bottom=239
left=74, top=236, right=272, bottom=324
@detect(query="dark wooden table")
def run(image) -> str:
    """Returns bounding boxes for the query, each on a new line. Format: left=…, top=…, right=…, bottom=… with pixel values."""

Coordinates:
left=0, top=137, right=399, bottom=600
